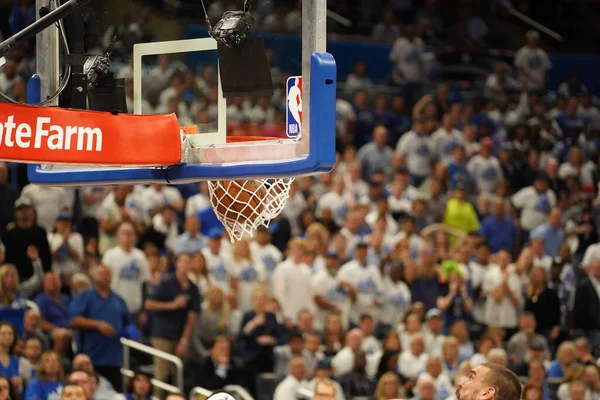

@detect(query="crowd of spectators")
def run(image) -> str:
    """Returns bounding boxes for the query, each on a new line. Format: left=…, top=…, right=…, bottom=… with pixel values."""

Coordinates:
left=1, top=1, right=600, bottom=400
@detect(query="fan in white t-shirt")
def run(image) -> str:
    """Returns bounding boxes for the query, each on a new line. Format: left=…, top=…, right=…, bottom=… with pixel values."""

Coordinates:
left=229, top=241, right=266, bottom=313
left=201, top=229, right=234, bottom=299
left=332, top=329, right=364, bottom=377
left=273, top=239, right=314, bottom=325
left=514, top=31, right=551, bottom=91
left=380, top=262, right=411, bottom=329
left=101, top=222, right=150, bottom=314
left=250, top=227, right=283, bottom=293
left=511, top=176, right=556, bottom=233
left=312, top=251, right=354, bottom=331
left=96, top=186, right=140, bottom=256
left=466, top=138, right=504, bottom=194
left=337, top=243, right=383, bottom=325
left=358, top=315, right=382, bottom=356
left=389, top=25, right=425, bottom=85
left=430, top=114, right=465, bottom=166
left=482, top=251, right=523, bottom=330
left=47, top=212, right=84, bottom=277
left=139, top=184, right=184, bottom=224
left=317, top=176, right=352, bottom=228
left=418, top=357, right=454, bottom=400
left=339, top=212, right=365, bottom=256
left=398, top=333, right=429, bottom=380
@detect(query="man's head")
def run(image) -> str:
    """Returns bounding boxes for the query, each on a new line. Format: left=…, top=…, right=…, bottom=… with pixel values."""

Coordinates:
left=373, top=126, right=388, bottom=147
left=43, top=272, right=61, bottom=296
left=72, top=354, right=94, bottom=375
left=117, top=222, right=136, bottom=250
left=417, top=375, right=436, bottom=400
left=455, top=363, right=522, bottom=400
left=358, top=315, right=375, bottom=336
left=24, top=309, right=41, bottom=332
left=184, top=215, right=200, bottom=235
left=92, top=265, right=112, bottom=290
left=569, top=381, right=587, bottom=400
left=312, top=378, right=336, bottom=400
left=345, top=329, right=364, bottom=351
left=175, top=253, right=192, bottom=278
left=67, top=371, right=94, bottom=400
left=210, top=336, right=230, bottom=366
left=519, top=313, right=536, bottom=335
left=297, top=309, right=314, bottom=333
left=289, top=356, right=306, bottom=381
left=61, top=384, right=87, bottom=400
left=23, top=337, right=42, bottom=362
left=289, top=332, right=305, bottom=355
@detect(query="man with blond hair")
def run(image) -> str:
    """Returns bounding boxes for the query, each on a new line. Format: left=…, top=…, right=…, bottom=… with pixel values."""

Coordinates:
left=455, top=363, right=522, bottom=400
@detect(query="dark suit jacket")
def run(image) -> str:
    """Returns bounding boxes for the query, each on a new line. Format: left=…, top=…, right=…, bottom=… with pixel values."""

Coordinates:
left=196, top=356, right=242, bottom=391
left=573, top=277, right=600, bottom=331
left=237, top=311, right=284, bottom=362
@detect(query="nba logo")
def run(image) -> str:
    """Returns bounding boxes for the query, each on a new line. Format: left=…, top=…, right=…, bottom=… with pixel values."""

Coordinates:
left=286, top=76, right=302, bottom=138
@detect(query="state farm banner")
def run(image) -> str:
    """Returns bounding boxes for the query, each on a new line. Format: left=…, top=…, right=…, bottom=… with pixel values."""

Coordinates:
left=0, top=103, right=182, bottom=166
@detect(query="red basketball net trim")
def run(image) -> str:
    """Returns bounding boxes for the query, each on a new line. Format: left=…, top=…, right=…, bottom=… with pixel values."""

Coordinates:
left=207, top=178, right=295, bottom=241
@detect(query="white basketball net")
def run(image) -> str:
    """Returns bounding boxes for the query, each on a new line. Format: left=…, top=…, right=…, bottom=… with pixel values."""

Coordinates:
left=207, top=178, right=295, bottom=241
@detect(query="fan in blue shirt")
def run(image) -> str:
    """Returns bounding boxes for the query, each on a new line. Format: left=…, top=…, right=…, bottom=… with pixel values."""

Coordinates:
left=0, top=322, right=21, bottom=389
left=24, top=351, right=64, bottom=400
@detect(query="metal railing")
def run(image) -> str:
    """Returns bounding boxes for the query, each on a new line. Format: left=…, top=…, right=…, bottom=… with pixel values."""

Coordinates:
left=121, top=338, right=184, bottom=394
left=189, top=385, right=254, bottom=400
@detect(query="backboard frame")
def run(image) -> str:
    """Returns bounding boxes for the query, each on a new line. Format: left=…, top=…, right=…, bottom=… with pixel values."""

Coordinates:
left=26, top=0, right=336, bottom=186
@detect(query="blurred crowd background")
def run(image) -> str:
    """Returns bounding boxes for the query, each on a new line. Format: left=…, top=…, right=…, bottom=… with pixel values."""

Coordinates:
left=0, top=1, right=600, bottom=400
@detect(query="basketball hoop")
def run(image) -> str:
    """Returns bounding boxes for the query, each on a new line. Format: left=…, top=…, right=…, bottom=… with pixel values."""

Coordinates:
left=201, top=135, right=295, bottom=241
left=208, top=177, right=294, bottom=241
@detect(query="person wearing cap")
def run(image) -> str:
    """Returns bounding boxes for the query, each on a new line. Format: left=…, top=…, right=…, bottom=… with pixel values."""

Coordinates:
left=466, top=137, right=503, bottom=195
left=3, top=197, right=51, bottom=282
left=312, top=250, right=353, bottom=331
left=302, top=360, right=345, bottom=400
left=47, top=211, right=84, bottom=282
left=337, top=242, right=383, bottom=326
left=514, top=30, right=551, bottom=91
left=511, top=173, right=557, bottom=239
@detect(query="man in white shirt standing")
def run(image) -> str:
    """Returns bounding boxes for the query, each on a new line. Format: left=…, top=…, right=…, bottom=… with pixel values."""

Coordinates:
left=273, top=356, right=306, bottom=400
left=312, top=251, right=355, bottom=331
left=250, top=226, right=283, bottom=292
left=337, top=243, right=383, bottom=325
left=273, top=239, right=313, bottom=326
left=483, top=251, right=522, bottom=331
left=396, top=118, right=433, bottom=186
left=389, top=24, right=425, bottom=86
left=514, top=30, right=551, bottom=91
left=467, top=138, right=504, bottom=194
left=430, top=114, right=464, bottom=166
left=102, top=222, right=150, bottom=317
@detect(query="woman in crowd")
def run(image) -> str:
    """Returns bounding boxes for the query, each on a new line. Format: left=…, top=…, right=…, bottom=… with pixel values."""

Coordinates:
left=0, top=323, right=21, bottom=393
left=522, top=381, right=545, bottom=400
left=47, top=212, right=84, bottom=286
left=113, top=371, right=157, bottom=400
left=230, top=240, right=266, bottom=314
left=24, top=351, right=64, bottom=400
left=525, top=267, right=561, bottom=339
left=322, top=313, right=344, bottom=357
left=0, top=376, right=13, bottom=400
left=557, top=365, right=589, bottom=400
left=188, top=252, right=213, bottom=297
left=436, top=261, right=473, bottom=330
left=191, top=286, right=231, bottom=358
left=374, top=371, right=404, bottom=400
